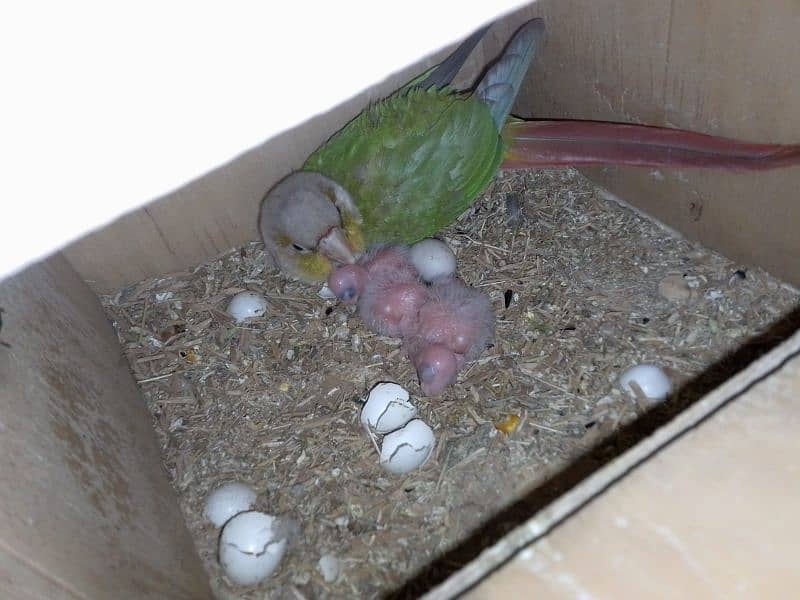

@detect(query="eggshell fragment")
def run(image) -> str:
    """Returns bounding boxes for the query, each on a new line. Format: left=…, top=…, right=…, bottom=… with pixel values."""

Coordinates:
left=658, top=275, right=692, bottom=302
left=204, top=482, right=257, bottom=527
left=380, top=419, right=435, bottom=474
left=317, top=554, right=340, bottom=583
left=619, top=364, right=673, bottom=401
left=361, top=382, right=416, bottom=434
left=227, top=291, right=269, bottom=322
left=219, top=511, right=288, bottom=586
left=318, top=284, right=337, bottom=300
left=410, top=239, right=457, bottom=282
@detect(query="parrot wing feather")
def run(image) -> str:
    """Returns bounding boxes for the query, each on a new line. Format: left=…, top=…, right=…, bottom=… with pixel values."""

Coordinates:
left=412, top=22, right=493, bottom=90
left=476, top=18, right=545, bottom=129
left=304, top=88, right=503, bottom=244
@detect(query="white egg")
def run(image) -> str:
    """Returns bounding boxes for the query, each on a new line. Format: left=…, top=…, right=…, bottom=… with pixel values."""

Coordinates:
left=380, top=419, right=436, bottom=475
left=317, top=554, right=340, bottom=583
left=219, top=511, right=288, bottom=586
left=227, top=291, right=269, bottom=322
left=361, top=382, right=416, bottom=434
left=204, top=482, right=257, bottom=527
left=619, top=364, right=673, bottom=402
left=410, top=239, right=457, bottom=282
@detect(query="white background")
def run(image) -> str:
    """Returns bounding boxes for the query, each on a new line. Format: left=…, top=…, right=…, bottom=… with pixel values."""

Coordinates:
left=0, top=1, right=528, bottom=282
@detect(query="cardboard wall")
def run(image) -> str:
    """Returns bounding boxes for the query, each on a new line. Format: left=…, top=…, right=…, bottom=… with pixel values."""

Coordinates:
left=459, top=331, right=800, bottom=599
left=513, top=0, right=800, bottom=287
left=423, top=328, right=800, bottom=599
left=0, top=256, right=212, bottom=599
left=66, top=0, right=800, bottom=291
left=2, top=3, right=526, bottom=284
left=63, top=40, right=495, bottom=293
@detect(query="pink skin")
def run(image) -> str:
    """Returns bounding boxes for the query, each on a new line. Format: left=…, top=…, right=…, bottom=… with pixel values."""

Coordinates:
left=412, top=343, right=459, bottom=397
left=404, top=279, right=495, bottom=396
left=332, top=244, right=496, bottom=397
left=328, top=264, right=368, bottom=305
left=361, top=246, right=418, bottom=281
left=356, top=246, right=426, bottom=337
left=331, top=244, right=428, bottom=337
left=328, top=245, right=416, bottom=306
left=411, top=279, right=495, bottom=361
left=359, top=279, right=429, bottom=338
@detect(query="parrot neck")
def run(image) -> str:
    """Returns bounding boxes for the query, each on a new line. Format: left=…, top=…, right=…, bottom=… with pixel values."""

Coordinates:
left=342, top=215, right=365, bottom=255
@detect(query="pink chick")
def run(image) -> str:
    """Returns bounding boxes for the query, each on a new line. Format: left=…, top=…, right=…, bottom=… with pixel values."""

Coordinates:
left=328, top=245, right=428, bottom=337
left=359, top=277, right=429, bottom=338
left=328, top=245, right=417, bottom=304
left=408, top=343, right=460, bottom=397
left=327, top=264, right=368, bottom=305
left=361, top=245, right=419, bottom=281
left=405, top=278, right=495, bottom=396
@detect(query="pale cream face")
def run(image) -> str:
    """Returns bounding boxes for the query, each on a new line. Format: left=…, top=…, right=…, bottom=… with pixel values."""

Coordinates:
left=259, top=172, right=364, bottom=282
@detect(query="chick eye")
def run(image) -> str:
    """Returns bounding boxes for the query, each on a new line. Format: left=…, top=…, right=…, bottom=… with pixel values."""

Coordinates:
left=292, top=243, right=310, bottom=253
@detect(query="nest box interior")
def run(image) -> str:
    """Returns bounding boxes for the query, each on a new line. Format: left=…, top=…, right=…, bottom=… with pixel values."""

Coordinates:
left=1, top=2, right=798, bottom=598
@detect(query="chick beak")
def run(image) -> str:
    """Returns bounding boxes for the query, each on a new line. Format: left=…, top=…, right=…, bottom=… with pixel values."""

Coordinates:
left=317, top=227, right=356, bottom=265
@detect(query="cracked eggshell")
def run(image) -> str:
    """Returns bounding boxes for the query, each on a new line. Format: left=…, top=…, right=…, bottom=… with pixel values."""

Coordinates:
left=380, top=419, right=435, bottom=474
left=410, top=238, right=456, bottom=282
left=204, top=482, right=257, bottom=527
left=227, top=292, right=269, bottom=322
left=219, top=511, right=288, bottom=586
left=619, top=364, right=673, bottom=401
left=361, top=382, right=416, bottom=434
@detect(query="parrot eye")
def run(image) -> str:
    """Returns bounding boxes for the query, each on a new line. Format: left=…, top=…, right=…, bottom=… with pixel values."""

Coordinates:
left=291, top=243, right=310, bottom=254
left=419, top=365, right=437, bottom=382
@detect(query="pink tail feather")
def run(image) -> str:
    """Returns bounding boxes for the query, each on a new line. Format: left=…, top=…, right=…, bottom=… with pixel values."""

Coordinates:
left=502, top=120, right=800, bottom=171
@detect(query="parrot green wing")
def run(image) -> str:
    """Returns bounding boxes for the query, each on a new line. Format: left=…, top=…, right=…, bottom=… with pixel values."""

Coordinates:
left=303, top=86, right=505, bottom=246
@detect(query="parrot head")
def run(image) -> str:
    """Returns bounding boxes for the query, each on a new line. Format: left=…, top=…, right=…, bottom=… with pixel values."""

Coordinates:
left=259, top=172, right=365, bottom=282
left=413, top=343, right=459, bottom=397
left=328, top=264, right=368, bottom=304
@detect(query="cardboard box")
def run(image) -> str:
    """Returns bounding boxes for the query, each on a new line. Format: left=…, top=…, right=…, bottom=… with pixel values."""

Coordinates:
left=2, top=2, right=798, bottom=597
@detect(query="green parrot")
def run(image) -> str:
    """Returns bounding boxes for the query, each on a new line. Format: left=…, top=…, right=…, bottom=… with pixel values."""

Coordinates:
left=259, top=18, right=800, bottom=283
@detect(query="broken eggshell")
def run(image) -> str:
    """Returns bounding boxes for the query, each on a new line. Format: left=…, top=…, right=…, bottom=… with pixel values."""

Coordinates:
left=204, top=482, right=257, bottom=527
left=379, top=419, right=436, bottom=475
left=317, top=553, right=340, bottom=583
left=219, top=511, right=288, bottom=586
left=361, top=382, right=416, bottom=434
left=227, top=291, right=269, bottom=322
left=318, top=284, right=337, bottom=300
left=619, top=364, right=673, bottom=402
left=409, top=238, right=456, bottom=282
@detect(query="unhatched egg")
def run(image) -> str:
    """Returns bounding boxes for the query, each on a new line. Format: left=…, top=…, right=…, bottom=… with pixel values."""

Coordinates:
left=380, top=419, right=436, bottom=475
left=227, top=291, right=269, bottom=322
left=204, top=482, right=257, bottom=527
left=219, top=511, right=288, bottom=586
left=410, top=239, right=457, bottom=282
left=361, top=382, right=416, bottom=434
left=619, top=364, right=673, bottom=401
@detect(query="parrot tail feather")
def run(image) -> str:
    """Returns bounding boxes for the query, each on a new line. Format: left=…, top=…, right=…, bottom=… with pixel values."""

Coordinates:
left=476, top=19, right=545, bottom=130
left=502, top=120, right=800, bottom=171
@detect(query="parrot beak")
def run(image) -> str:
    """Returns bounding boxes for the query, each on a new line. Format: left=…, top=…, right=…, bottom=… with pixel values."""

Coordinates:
left=317, top=227, right=357, bottom=265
